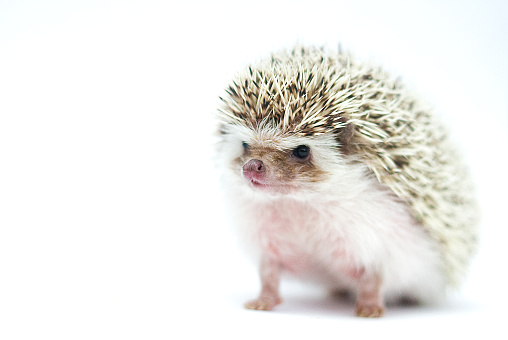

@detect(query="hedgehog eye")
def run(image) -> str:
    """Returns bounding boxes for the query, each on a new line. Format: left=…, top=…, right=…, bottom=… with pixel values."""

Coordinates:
left=242, top=141, right=249, bottom=150
left=293, top=145, right=310, bottom=159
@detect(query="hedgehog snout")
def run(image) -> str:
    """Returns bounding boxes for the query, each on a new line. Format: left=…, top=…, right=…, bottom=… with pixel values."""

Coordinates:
left=242, top=159, right=266, bottom=182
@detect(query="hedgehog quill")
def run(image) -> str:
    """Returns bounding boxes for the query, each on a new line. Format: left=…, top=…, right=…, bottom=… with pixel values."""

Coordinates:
left=216, top=46, right=479, bottom=317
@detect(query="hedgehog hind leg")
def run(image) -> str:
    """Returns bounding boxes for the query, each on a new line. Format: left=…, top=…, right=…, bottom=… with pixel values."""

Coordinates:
left=329, top=287, right=355, bottom=302
left=397, top=295, right=422, bottom=306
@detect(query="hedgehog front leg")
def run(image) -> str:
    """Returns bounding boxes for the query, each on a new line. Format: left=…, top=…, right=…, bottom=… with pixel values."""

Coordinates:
left=244, top=255, right=282, bottom=311
left=355, top=272, right=385, bottom=317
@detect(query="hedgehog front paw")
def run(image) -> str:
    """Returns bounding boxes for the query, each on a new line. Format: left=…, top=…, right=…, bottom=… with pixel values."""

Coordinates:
left=355, top=303, right=385, bottom=318
left=244, top=296, right=282, bottom=311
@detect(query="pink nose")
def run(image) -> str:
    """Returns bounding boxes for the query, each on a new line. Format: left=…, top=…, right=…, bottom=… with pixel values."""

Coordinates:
left=242, top=159, right=265, bottom=180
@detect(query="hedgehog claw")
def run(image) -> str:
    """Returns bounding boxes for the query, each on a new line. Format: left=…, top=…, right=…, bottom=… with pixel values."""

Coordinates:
left=355, top=304, right=385, bottom=318
left=244, top=297, right=282, bottom=311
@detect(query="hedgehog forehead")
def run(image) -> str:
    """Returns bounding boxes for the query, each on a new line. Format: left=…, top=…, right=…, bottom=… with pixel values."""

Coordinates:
left=226, top=122, right=317, bottom=149
left=227, top=123, right=341, bottom=156
left=250, top=133, right=311, bottom=150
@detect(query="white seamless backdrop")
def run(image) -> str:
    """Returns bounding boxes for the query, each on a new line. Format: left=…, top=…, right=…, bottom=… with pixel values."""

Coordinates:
left=0, top=1, right=507, bottom=339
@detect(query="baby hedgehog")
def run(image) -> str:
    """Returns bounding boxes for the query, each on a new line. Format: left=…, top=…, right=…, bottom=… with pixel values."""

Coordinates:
left=216, top=46, right=479, bottom=317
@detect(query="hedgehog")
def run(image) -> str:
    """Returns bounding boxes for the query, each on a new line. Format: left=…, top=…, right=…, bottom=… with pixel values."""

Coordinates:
left=216, top=46, right=479, bottom=317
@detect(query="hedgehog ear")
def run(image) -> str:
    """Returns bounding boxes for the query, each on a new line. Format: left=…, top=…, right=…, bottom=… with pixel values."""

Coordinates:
left=338, top=123, right=355, bottom=155
left=217, top=123, right=230, bottom=137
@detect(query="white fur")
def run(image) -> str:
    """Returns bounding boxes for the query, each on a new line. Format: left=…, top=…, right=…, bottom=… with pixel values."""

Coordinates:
left=218, top=128, right=446, bottom=304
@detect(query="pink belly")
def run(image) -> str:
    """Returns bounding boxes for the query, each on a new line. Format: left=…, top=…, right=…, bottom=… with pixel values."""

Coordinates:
left=262, top=234, right=362, bottom=282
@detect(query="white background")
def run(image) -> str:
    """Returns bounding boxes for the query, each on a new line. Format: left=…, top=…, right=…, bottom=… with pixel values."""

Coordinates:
left=1, top=0, right=507, bottom=339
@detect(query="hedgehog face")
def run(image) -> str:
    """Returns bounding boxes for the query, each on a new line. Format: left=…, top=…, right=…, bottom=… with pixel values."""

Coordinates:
left=239, top=141, right=318, bottom=195
left=219, top=124, right=346, bottom=198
